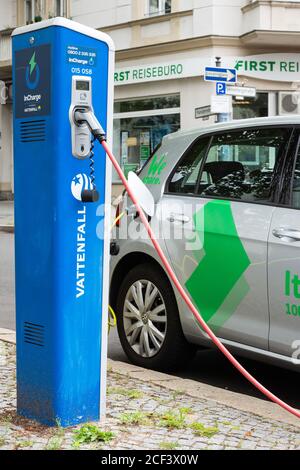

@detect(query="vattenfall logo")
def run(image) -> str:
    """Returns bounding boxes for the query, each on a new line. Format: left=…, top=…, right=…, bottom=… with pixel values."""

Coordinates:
left=71, top=174, right=93, bottom=299
left=25, top=52, right=40, bottom=90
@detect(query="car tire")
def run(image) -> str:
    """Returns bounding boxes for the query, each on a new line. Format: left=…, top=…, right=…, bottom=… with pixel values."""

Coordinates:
left=116, top=262, right=196, bottom=372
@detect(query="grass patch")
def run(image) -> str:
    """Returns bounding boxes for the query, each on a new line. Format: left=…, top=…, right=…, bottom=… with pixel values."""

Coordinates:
left=46, top=435, right=64, bottom=451
left=107, top=387, right=143, bottom=399
left=159, top=441, right=179, bottom=450
left=159, top=408, right=189, bottom=429
left=120, top=412, right=152, bottom=426
left=73, top=424, right=114, bottom=447
left=0, top=437, right=6, bottom=447
left=190, top=422, right=219, bottom=438
left=15, top=440, right=33, bottom=449
left=45, top=421, right=65, bottom=450
left=171, top=390, right=184, bottom=400
left=178, top=407, right=192, bottom=415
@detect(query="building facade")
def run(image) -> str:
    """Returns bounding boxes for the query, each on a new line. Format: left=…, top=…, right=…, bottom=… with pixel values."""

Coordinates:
left=1, top=0, right=300, bottom=197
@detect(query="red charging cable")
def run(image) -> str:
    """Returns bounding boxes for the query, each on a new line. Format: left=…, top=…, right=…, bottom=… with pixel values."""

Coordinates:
left=101, top=139, right=300, bottom=419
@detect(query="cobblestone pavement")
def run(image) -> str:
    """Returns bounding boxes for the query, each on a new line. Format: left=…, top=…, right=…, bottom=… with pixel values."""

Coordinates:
left=0, top=341, right=299, bottom=450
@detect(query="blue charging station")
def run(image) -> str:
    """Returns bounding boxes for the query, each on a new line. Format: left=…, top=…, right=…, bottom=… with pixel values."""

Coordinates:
left=12, top=18, right=115, bottom=426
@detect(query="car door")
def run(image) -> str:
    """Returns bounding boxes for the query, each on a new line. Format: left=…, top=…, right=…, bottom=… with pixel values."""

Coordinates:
left=161, top=126, right=293, bottom=350
left=268, top=129, right=300, bottom=359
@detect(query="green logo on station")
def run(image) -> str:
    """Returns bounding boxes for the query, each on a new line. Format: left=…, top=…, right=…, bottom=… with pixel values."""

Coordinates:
left=29, top=52, right=37, bottom=75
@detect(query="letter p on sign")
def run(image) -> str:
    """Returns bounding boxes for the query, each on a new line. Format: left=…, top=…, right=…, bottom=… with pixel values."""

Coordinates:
left=216, top=82, right=226, bottom=95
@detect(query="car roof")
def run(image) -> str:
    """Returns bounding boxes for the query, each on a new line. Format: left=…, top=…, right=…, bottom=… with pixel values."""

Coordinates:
left=163, top=115, right=300, bottom=143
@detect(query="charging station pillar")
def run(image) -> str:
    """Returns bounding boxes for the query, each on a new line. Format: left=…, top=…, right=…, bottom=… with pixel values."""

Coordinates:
left=12, top=18, right=115, bottom=426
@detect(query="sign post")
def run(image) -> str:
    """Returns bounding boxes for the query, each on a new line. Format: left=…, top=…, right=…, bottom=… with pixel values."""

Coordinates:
left=205, top=61, right=237, bottom=123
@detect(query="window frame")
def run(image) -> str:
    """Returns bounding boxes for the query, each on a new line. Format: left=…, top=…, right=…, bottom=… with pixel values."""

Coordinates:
left=282, top=128, right=300, bottom=209
left=24, top=0, right=48, bottom=23
left=165, top=125, right=295, bottom=209
left=55, top=0, right=66, bottom=17
left=147, top=0, right=171, bottom=17
left=167, top=135, right=212, bottom=195
left=24, top=0, right=34, bottom=24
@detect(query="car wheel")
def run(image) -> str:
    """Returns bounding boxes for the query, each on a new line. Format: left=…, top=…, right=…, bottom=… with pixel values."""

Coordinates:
left=116, top=262, right=196, bottom=371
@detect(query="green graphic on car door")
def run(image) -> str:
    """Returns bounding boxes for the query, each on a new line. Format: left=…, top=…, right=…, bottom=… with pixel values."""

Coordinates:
left=185, top=200, right=251, bottom=330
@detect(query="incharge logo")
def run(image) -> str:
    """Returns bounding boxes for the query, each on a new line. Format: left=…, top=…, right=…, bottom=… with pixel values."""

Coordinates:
left=24, top=94, right=41, bottom=102
left=25, top=52, right=40, bottom=90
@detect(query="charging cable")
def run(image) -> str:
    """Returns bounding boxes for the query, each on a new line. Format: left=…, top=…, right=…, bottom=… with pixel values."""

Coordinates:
left=108, top=305, right=117, bottom=334
left=107, top=213, right=125, bottom=334
left=75, top=109, right=300, bottom=419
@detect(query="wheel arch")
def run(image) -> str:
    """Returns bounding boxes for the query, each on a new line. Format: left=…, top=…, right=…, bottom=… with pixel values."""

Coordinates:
left=110, top=252, right=175, bottom=313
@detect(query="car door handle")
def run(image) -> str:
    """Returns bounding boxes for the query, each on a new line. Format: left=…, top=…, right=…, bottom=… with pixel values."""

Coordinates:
left=272, top=227, right=300, bottom=241
left=167, top=213, right=190, bottom=224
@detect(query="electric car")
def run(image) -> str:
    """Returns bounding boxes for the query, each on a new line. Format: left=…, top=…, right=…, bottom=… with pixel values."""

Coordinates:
left=110, top=116, right=300, bottom=372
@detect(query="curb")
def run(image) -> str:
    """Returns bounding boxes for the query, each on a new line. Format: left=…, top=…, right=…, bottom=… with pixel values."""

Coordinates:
left=1, top=328, right=299, bottom=429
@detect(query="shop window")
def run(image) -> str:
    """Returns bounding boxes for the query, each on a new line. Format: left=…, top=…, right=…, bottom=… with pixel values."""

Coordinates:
left=233, top=93, right=268, bottom=120
left=148, top=0, right=172, bottom=17
left=114, top=95, right=179, bottom=113
left=113, top=94, right=180, bottom=181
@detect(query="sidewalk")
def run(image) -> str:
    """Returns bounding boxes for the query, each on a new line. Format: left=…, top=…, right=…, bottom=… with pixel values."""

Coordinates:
left=0, top=333, right=299, bottom=450
left=0, top=201, right=14, bottom=232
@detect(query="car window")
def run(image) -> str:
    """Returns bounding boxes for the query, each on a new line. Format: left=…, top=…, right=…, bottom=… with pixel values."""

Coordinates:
left=292, top=142, right=300, bottom=209
left=197, top=127, right=291, bottom=204
left=168, top=137, right=210, bottom=194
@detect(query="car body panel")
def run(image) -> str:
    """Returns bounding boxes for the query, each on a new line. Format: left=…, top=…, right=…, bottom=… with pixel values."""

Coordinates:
left=160, top=194, right=273, bottom=350
left=268, top=207, right=300, bottom=357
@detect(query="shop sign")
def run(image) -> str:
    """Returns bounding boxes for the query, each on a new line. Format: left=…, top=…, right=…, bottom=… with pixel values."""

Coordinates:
left=114, top=53, right=300, bottom=85
left=234, top=54, right=300, bottom=82
left=114, top=62, right=185, bottom=85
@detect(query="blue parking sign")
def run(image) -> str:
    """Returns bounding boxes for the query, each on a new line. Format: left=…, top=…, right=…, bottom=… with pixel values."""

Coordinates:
left=216, top=82, right=226, bottom=95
